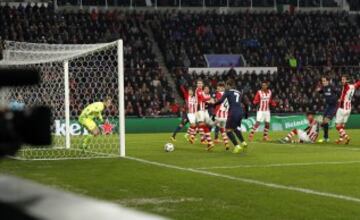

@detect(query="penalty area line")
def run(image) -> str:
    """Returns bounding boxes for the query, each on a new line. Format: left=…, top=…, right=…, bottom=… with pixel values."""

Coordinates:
left=196, top=160, right=360, bottom=170
left=126, top=156, right=360, bottom=204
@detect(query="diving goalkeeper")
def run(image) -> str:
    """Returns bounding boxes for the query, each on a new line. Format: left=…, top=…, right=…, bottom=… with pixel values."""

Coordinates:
left=78, top=98, right=112, bottom=147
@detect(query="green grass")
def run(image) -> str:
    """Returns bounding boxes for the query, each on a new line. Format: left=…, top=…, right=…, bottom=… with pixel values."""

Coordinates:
left=2, top=130, right=360, bottom=219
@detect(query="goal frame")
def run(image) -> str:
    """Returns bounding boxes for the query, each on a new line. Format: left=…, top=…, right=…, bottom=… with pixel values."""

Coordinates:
left=0, top=39, right=126, bottom=158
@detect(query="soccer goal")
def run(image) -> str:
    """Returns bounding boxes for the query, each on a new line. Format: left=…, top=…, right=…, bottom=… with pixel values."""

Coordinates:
left=0, top=40, right=125, bottom=160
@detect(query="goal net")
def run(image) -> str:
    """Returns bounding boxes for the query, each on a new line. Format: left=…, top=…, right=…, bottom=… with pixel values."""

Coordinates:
left=0, top=40, right=125, bottom=160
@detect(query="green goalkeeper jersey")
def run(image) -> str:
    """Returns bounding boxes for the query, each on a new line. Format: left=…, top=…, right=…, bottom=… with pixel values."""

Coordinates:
left=79, top=102, right=105, bottom=121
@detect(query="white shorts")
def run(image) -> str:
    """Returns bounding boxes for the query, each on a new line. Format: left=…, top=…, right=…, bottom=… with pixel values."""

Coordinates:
left=196, top=110, right=206, bottom=122
left=335, top=108, right=351, bottom=124
left=297, top=129, right=312, bottom=143
left=187, top=113, right=196, bottom=124
left=256, top=111, right=271, bottom=123
left=204, top=111, right=215, bottom=127
left=215, top=117, right=227, bottom=128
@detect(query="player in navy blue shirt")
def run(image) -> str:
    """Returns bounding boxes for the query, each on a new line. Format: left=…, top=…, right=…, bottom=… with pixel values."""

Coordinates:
left=316, top=76, right=339, bottom=143
left=213, top=79, right=248, bottom=154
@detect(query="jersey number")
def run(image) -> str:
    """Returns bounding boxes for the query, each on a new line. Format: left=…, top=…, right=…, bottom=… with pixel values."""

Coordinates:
left=234, top=92, right=240, bottom=103
left=222, top=99, right=229, bottom=108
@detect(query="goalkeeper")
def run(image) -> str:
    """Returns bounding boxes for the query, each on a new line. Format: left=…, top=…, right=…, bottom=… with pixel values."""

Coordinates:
left=78, top=98, right=112, bottom=147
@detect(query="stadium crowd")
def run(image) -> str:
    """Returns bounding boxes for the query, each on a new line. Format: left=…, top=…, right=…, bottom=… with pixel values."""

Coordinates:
left=124, top=68, right=178, bottom=117
left=67, top=67, right=177, bottom=117
left=1, top=4, right=359, bottom=117
left=151, top=11, right=359, bottom=68
left=0, top=3, right=158, bottom=68
left=0, top=3, right=177, bottom=116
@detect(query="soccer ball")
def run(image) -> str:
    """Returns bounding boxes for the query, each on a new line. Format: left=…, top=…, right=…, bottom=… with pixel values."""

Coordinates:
left=164, top=143, right=175, bottom=152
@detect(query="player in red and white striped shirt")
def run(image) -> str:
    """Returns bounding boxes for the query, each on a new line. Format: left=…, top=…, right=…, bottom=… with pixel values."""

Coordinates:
left=249, top=81, right=277, bottom=141
left=171, top=85, right=197, bottom=141
left=280, top=112, right=320, bottom=144
left=214, top=82, right=230, bottom=150
left=335, top=75, right=360, bottom=144
left=190, top=80, right=213, bottom=150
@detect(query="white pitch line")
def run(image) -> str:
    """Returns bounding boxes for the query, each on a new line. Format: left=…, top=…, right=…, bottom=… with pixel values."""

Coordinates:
left=252, top=141, right=360, bottom=151
left=196, top=160, right=360, bottom=170
left=126, top=156, right=360, bottom=204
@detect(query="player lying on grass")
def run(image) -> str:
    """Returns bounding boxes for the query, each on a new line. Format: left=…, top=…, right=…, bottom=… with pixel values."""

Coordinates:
left=170, top=85, right=195, bottom=141
left=279, top=112, right=320, bottom=144
left=316, top=76, right=338, bottom=143
left=212, top=79, right=248, bottom=154
left=335, top=75, right=360, bottom=144
left=78, top=98, right=112, bottom=148
left=248, top=81, right=277, bottom=142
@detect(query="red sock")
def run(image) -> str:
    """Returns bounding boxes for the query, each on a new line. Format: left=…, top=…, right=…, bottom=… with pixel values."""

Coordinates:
left=249, top=122, right=260, bottom=137
left=187, top=127, right=193, bottom=136
left=203, top=125, right=213, bottom=145
left=189, top=125, right=197, bottom=139
left=337, top=125, right=348, bottom=139
left=264, top=122, right=270, bottom=138
left=287, top=129, right=297, bottom=139
left=220, top=128, right=228, bottom=144
left=199, top=126, right=204, bottom=140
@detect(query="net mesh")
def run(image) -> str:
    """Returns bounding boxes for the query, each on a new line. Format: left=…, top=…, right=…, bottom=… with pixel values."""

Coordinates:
left=0, top=40, right=120, bottom=160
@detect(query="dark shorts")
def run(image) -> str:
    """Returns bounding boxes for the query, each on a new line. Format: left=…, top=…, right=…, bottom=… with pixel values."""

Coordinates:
left=323, top=105, right=337, bottom=119
left=181, top=113, right=189, bottom=125
left=226, top=110, right=243, bottom=130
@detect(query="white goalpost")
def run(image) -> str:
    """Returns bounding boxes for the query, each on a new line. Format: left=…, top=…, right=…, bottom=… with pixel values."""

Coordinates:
left=0, top=40, right=125, bottom=159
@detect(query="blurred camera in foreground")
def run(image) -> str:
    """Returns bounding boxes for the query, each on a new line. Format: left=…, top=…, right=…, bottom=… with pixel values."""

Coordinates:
left=0, top=68, right=51, bottom=158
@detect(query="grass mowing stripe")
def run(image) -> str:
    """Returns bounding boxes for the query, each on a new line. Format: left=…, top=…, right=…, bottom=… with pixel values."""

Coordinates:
left=196, top=160, right=360, bottom=169
left=126, top=156, right=360, bottom=204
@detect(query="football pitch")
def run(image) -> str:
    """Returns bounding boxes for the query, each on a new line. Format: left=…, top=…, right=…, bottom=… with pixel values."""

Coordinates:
left=2, top=130, right=360, bottom=219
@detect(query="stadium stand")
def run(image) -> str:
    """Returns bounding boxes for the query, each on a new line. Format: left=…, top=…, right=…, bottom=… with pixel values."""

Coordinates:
left=124, top=68, right=177, bottom=117
left=151, top=11, right=359, bottom=68
left=1, top=5, right=359, bottom=116
left=0, top=4, right=157, bottom=68
left=67, top=67, right=176, bottom=118
left=0, top=4, right=177, bottom=117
